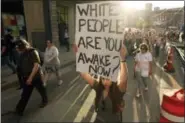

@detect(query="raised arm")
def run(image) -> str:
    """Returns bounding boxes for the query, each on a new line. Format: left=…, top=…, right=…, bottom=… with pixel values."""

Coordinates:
left=118, top=45, right=128, bottom=92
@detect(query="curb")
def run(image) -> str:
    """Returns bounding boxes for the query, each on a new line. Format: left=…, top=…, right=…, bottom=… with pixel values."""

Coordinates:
left=1, top=60, right=75, bottom=92
left=172, top=45, right=184, bottom=66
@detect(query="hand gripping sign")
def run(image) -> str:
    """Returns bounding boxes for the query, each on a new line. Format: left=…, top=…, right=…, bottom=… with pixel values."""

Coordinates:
left=75, top=1, right=125, bottom=82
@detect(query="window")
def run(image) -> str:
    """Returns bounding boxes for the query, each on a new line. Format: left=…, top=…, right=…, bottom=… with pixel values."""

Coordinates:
left=57, top=6, right=68, bottom=25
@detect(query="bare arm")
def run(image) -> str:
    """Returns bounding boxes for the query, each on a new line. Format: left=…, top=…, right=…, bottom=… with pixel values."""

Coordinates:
left=80, top=73, right=95, bottom=86
left=118, top=62, right=128, bottom=92
left=118, top=45, right=128, bottom=92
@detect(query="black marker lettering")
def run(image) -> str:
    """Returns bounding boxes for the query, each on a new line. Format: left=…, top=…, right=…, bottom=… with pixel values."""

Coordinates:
left=105, top=55, right=111, bottom=66
left=108, top=38, right=114, bottom=51
left=109, top=4, right=119, bottom=16
left=79, top=19, right=86, bottom=32
left=88, top=65, right=111, bottom=77
left=77, top=5, right=89, bottom=16
left=87, top=19, right=96, bottom=32
left=109, top=20, right=115, bottom=33
left=78, top=36, right=86, bottom=48
left=86, top=36, right=94, bottom=49
left=102, top=19, right=109, bottom=32
left=115, top=39, right=122, bottom=51
left=93, top=54, right=99, bottom=65
left=116, top=19, right=123, bottom=34
left=94, top=37, right=101, bottom=50
left=77, top=52, right=85, bottom=64
left=84, top=53, right=93, bottom=63
left=90, top=4, right=97, bottom=17
left=89, top=65, right=98, bottom=73
left=95, top=20, right=103, bottom=32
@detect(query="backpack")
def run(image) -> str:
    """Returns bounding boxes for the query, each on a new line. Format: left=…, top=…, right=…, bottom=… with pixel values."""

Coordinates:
left=28, top=48, right=44, bottom=66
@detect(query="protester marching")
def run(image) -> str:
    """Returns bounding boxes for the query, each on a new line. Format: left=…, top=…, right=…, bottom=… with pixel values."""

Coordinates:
left=1, top=1, right=184, bottom=123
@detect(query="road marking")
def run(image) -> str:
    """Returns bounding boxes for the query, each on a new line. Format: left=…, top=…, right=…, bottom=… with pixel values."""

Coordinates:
left=133, top=98, right=139, bottom=122
left=90, top=112, right=97, bottom=122
left=166, top=73, right=181, bottom=89
left=73, top=90, right=95, bottom=122
left=48, top=66, right=72, bottom=81
left=141, top=94, right=150, bottom=122
left=59, top=84, right=89, bottom=122
left=54, top=75, right=80, bottom=102
left=181, top=67, right=184, bottom=75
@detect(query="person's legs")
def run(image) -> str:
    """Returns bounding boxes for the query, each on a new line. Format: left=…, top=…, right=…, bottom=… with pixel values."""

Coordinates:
left=55, top=66, right=63, bottom=86
left=16, top=82, right=34, bottom=115
left=34, top=77, right=48, bottom=107
left=141, top=76, right=149, bottom=91
left=135, top=71, right=142, bottom=97
left=65, top=38, right=70, bottom=51
left=12, top=49, right=17, bottom=65
left=16, top=68, right=23, bottom=89
left=43, top=67, right=53, bottom=86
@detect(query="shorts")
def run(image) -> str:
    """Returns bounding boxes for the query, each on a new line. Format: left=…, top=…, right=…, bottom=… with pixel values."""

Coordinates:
left=45, top=65, right=60, bottom=73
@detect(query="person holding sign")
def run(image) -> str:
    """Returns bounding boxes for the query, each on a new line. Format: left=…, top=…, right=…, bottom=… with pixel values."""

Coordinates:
left=73, top=44, right=128, bottom=113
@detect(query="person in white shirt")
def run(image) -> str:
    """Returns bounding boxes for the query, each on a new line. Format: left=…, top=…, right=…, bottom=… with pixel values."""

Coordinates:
left=134, top=43, right=153, bottom=98
left=43, top=40, right=63, bottom=86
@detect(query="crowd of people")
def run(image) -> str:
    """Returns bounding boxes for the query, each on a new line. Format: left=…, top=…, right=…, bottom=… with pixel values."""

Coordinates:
left=1, top=27, right=184, bottom=118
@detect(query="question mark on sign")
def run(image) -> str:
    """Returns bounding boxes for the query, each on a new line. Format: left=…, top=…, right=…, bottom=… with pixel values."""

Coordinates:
left=112, top=56, right=120, bottom=75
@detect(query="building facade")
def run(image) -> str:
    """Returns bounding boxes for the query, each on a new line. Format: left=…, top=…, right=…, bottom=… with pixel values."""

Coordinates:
left=22, top=0, right=76, bottom=51
left=1, top=0, right=27, bottom=38
left=152, top=7, right=184, bottom=28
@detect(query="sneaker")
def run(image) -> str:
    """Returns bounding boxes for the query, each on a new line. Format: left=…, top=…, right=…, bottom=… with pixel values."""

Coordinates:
left=136, top=93, right=141, bottom=98
left=58, top=80, right=63, bottom=86
left=43, top=82, right=47, bottom=87
left=144, top=87, right=148, bottom=91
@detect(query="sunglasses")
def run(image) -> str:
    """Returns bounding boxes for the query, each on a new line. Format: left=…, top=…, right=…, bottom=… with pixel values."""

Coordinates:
left=141, top=47, right=146, bottom=50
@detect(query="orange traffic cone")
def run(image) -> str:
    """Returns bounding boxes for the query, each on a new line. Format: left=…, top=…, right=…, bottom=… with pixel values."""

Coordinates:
left=163, top=47, right=175, bottom=73
left=160, top=89, right=184, bottom=122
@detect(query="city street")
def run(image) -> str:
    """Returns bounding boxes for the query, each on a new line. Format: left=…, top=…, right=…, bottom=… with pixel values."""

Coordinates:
left=2, top=48, right=184, bottom=123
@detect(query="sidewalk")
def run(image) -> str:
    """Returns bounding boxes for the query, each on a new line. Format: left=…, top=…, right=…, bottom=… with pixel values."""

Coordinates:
left=153, top=48, right=183, bottom=107
left=170, top=42, right=184, bottom=65
left=1, top=47, right=75, bottom=91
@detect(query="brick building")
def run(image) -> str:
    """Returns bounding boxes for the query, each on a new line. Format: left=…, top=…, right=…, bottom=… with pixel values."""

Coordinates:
left=152, top=7, right=184, bottom=28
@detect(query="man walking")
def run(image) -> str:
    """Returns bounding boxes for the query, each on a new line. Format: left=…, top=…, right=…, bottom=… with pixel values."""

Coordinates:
left=15, top=39, right=48, bottom=116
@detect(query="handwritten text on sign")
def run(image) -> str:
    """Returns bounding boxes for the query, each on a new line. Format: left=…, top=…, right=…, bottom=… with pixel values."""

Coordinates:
left=75, top=2, right=124, bottom=82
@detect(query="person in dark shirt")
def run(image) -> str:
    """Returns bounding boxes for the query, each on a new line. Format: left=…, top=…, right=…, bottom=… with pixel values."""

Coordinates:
left=15, top=39, right=48, bottom=116
left=15, top=45, right=24, bottom=90
left=4, top=29, right=16, bottom=65
left=1, top=37, right=16, bottom=74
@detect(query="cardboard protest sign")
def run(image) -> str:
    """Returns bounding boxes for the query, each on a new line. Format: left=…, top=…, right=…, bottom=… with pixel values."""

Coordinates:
left=75, top=1, right=125, bottom=82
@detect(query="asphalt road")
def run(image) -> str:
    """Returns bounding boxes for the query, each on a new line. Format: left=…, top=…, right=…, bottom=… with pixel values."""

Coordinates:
left=1, top=48, right=184, bottom=123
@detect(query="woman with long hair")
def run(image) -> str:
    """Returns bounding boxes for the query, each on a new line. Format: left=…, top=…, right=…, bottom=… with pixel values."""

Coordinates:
left=134, top=43, right=153, bottom=97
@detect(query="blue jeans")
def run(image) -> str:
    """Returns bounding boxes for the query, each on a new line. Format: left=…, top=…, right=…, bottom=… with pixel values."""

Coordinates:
left=135, top=71, right=150, bottom=93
